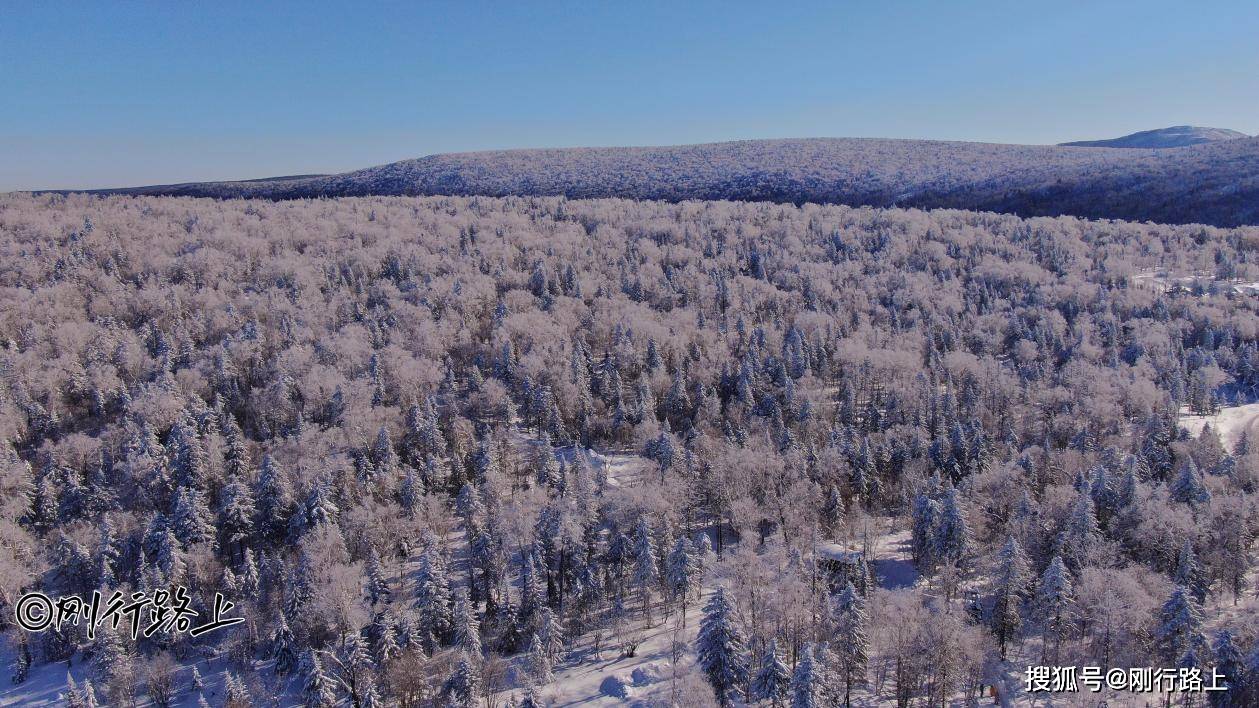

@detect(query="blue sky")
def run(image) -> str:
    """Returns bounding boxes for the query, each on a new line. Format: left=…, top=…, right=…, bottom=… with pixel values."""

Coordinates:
left=3, top=0, right=1257, bottom=190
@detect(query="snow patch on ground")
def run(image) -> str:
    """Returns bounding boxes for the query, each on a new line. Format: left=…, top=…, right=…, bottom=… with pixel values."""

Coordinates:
left=870, top=528, right=918, bottom=590
left=1178, top=402, right=1259, bottom=451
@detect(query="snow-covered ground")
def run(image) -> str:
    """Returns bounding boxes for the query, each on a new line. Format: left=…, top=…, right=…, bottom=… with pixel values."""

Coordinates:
left=516, top=595, right=709, bottom=707
left=1178, top=402, right=1259, bottom=451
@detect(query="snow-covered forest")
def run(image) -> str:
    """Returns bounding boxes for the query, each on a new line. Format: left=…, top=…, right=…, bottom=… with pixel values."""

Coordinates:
left=94, top=136, right=1259, bottom=228
left=2, top=192, right=1258, bottom=706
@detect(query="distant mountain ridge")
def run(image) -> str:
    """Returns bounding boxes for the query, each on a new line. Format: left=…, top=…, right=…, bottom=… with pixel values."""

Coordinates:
left=1060, top=125, right=1249, bottom=149
left=70, top=133, right=1259, bottom=227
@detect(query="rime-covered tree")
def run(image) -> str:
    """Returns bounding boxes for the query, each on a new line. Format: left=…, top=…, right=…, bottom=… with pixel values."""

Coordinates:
left=751, top=638, right=791, bottom=707
left=666, top=535, right=703, bottom=620
left=830, top=582, right=868, bottom=707
left=1036, top=556, right=1075, bottom=664
left=789, top=644, right=824, bottom=708
left=1155, top=586, right=1205, bottom=664
left=989, top=536, right=1031, bottom=658
left=454, top=586, right=483, bottom=657
left=272, top=613, right=299, bottom=675
left=1170, top=457, right=1211, bottom=506
left=696, top=587, right=749, bottom=706
left=631, top=516, right=658, bottom=616
left=301, top=650, right=337, bottom=708
left=414, top=545, right=454, bottom=648
left=443, top=652, right=482, bottom=708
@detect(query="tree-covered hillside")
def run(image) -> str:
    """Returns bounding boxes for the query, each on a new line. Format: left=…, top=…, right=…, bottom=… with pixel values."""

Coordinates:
left=87, top=136, right=1259, bottom=227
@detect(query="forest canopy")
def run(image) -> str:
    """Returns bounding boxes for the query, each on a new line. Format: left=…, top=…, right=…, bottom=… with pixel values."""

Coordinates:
left=1, top=192, right=1258, bottom=706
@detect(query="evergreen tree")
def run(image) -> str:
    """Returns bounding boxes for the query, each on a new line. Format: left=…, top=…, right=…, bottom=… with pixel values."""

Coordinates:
left=62, top=673, right=84, bottom=708
left=414, top=545, right=454, bottom=648
left=443, top=652, right=482, bottom=708
left=820, top=486, right=845, bottom=536
left=631, top=516, right=658, bottom=615
left=339, top=634, right=375, bottom=707
left=191, top=666, right=205, bottom=692
left=224, top=672, right=251, bottom=706
left=696, top=587, right=749, bottom=706
left=1210, top=630, right=1244, bottom=708
left=990, top=536, right=1031, bottom=658
left=1169, top=457, right=1211, bottom=506
left=537, top=606, right=566, bottom=666
left=527, top=632, right=553, bottom=684
left=359, top=678, right=384, bottom=708
left=95, top=514, right=120, bottom=588
left=751, top=638, right=791, bottom=707
left=830, top=582, right=868, bottom=707
left=932, top=487, right=971, bottom=569
left=217, top=473, right=256, bottom=562
left=1036, top=556, right=1075, bottom=664
left=170, top=483, right=214, bottom=546
left=272, top=614, right=299, bottom=675
left=666, top=535, right=703, bottom=620
left=1156, top=586, right=1205, bottom=664
left=789, top=645, right=823, bottom=708
left=1058, top=488, right=1099, bottom=570
left=365, top=548, right=390, bottom=606
left=454, top=587, right=483, bottom=657
left=301, top=650, right=337, bottom=708
left=1174, top=539, right=1210, bottom=604
left=254, top=454, right=290, bottom=541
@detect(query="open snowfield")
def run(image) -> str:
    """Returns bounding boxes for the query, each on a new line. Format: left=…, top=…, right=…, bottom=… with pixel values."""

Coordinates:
left=1178, top=402, right=1259, bottom=451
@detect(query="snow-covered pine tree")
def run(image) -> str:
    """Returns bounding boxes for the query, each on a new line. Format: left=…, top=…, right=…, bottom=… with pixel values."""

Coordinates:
left=1036, top=556, right=1075, bottom=665
left=217, top=473, right=256, bottom=563
left=820, top=485, right=845, bottom=536
left=443, top=651, right=483, bottom=708
left=932, top=487, right=970, bottom=570
left=631, top=516, right=658, bottom=617
left=170, top=483, right=214, bottom=546
left=989, top=536, right=1031, bottom=658
left=301, top=650, right=337, bottom=708
left=830, top=582, right=868, bottom=707
left=1174, top=539, right=1210, bottom=604
left=696, top=587, right=749, bottom=706
left=751, top=638, right=791, bottom=706
left=414, top=544, right=454, bottom=649
left=339, top=634, right=374, bottom=707
left=365, top=547, right=390, bottom=606
left=62, top=673, right=84, bottom=708
left=1155, top=585, right=1205, bottom=664
left=537, top=606, right=566, bottom=667
left=666, top=535, right=702, bottom=621
left=224, top=671, right=251, bottom=706
left=191, top=665, right=205, bottom=692
left=1169, top=457, right=1211, bottom=506
left=527, top=632, right=553, bottom=683
left=272, top=613, right=299, bottom=675
left=253, top=454, right=290, bottom=541
left=359, top=677, right=383, bottom=708
left=1209, top=630, right=1244, bottom=708
left=1058, top=488, right=1099, bottom=571
left=789, top=644, right=822, bottom=708
left=454, top=586, right=483, bottom=656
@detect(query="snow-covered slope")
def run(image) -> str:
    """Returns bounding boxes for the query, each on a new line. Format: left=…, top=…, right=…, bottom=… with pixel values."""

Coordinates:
left=1060, top=125, right=1248, bottom=149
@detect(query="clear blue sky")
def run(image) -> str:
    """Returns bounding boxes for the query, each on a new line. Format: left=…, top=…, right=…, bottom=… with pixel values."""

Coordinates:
left=3, top=0, right=1257, bottom=190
